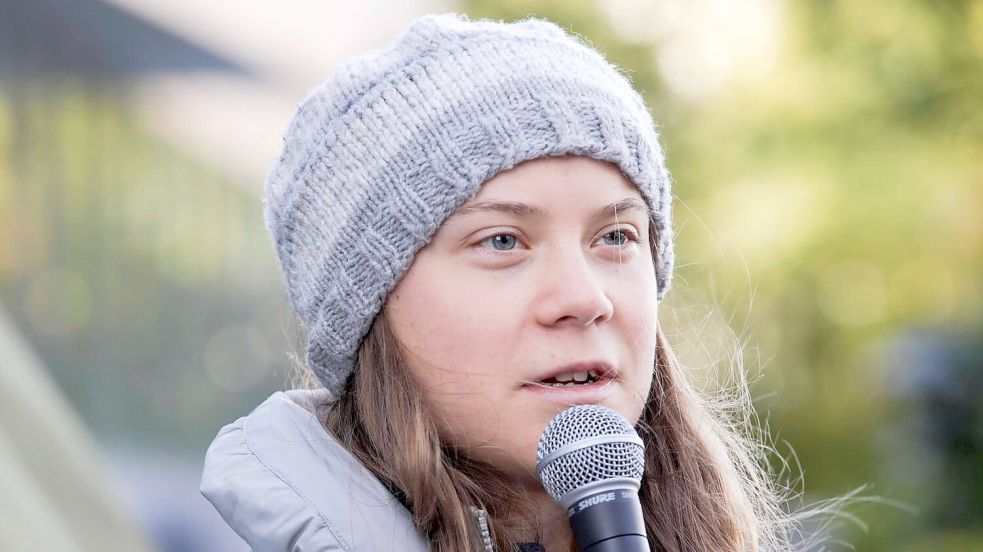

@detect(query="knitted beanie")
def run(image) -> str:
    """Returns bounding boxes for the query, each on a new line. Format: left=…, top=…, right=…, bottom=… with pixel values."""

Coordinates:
left=263, top=12, right=675, bottom=397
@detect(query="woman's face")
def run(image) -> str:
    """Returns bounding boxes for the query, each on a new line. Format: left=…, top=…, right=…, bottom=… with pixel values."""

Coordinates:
left=385, top=155, right=659, bottom=480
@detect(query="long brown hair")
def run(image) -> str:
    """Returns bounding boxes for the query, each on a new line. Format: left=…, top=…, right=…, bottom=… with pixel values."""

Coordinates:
left=304, top=221, right=801, bottom=551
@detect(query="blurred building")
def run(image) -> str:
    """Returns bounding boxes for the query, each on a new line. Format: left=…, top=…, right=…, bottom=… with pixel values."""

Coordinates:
left=0, top=0, right=448, bottom=550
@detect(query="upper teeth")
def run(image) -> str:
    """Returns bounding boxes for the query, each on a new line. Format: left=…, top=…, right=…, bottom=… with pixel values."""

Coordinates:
left=553, top=370, right=599, bottom=384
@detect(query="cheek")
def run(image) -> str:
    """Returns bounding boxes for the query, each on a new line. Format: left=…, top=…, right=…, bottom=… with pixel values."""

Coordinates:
left=612, top=260, right=659, bottom=335
left=612, top=269, right=660, bottom=418
left=389, top=268, right=518, bottom=374
left=386, top=260, right=524, bottom=444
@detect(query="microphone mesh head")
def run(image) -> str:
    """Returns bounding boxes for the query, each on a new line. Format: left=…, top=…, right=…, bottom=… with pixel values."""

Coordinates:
left=536, top=405, right=645, bottom=503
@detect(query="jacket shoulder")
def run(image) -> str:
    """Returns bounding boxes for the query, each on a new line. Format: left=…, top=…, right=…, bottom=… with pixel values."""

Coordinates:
left=200, top=390, right=428, bottom=551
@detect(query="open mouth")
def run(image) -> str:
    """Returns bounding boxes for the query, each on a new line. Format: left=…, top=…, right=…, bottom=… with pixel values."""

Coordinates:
left=537, top=369, right=603, bottom=388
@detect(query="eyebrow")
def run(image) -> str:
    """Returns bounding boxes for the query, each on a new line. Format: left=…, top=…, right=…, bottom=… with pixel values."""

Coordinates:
left=451, top=197, right=649, bottom=220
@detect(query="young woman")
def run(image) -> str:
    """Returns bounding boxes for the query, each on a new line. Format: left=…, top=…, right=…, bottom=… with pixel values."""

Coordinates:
left=202, top=12, right=800, bottom=551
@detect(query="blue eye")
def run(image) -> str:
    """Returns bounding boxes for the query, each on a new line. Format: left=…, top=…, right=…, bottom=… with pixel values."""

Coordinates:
left=601, top=230, right=632, bottom=246
left=483, top=234, right=517, bottom=251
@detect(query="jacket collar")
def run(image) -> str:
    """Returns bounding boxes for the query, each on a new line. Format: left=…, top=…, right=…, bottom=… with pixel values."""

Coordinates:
left=200, top=390, right=430, bottom=551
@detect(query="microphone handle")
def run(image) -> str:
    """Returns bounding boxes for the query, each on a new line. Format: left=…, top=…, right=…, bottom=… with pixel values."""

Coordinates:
left=567, top=489, right=649, bottom=551
left=584, top=536, right=649, bottom=552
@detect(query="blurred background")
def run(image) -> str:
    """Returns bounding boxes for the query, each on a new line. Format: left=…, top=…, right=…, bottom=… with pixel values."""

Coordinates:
left=0, top=0, right=980, bottom=550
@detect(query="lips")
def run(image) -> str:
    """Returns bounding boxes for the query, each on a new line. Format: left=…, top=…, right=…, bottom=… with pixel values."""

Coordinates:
left=521, top=360, right=617, bottom=403
left=531, top=361, right=616, bottom=386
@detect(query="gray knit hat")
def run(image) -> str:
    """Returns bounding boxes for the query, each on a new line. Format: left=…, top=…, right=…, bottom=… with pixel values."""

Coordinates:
left=264, top=12, right=674, bottom=397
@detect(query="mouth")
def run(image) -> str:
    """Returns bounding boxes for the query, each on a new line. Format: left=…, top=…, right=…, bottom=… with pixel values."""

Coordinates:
left=524, top=361, right=617, bottom=389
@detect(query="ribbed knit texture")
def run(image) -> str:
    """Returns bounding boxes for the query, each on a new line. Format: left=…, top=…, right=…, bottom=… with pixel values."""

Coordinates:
left=263, top=12, right=675, bottom=397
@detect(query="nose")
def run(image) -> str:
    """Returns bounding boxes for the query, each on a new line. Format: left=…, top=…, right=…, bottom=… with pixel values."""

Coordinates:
left=533, top=247, right=614, bottom=328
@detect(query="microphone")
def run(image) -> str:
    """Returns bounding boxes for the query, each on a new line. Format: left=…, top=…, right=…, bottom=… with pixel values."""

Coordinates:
left=536, top=405, right=649, bottom=552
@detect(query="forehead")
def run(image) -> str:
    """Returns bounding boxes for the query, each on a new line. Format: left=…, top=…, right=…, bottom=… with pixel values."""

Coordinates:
left=456, top=155, right=648, bottom=216
left=450, top=197, right=649, bottom=223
